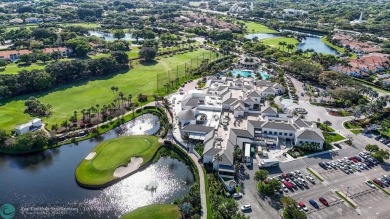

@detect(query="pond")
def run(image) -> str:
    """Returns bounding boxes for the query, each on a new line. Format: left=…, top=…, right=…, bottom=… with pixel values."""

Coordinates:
left=88, top=31, right=144, bottom=42
left=297, top=36, right=337, bottom=55
left=244, top=32, right=337, bottom=55
left=244, top=33, right=278, bottom=40
left=0, top=114, right=193, bottom=218
left=116, top=113, right=160, bottom=136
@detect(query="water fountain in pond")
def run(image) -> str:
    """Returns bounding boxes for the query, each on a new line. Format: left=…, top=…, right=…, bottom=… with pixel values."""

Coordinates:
left=116, top=113, right=160, bottom=136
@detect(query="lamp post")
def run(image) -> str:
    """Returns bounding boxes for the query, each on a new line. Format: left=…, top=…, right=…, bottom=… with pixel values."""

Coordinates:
left=346, top=186, right=350, bottom=198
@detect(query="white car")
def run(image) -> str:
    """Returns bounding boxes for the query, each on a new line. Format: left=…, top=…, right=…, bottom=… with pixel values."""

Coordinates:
left=306, top=175, right=315, bottom=183
left=241, top=204, right=252, bottom=212
left=366, top=181, right=376, bottom=189
left=232, top=192, right=243, bottom=199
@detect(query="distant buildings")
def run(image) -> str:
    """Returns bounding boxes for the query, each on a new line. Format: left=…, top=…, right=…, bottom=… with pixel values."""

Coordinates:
left=15, top=118, right=43, bottom=135
left=25, top=17, right=42, bottom=23
left=9, top=18, right=23, bottom=25
left=283, top=9, right=308, bottom=16
left=173, top=77, right=324, bottom=179
left=0, top=49, right=32, bottom=61
left=229, top=3, right=249, bottom=13
left=0, top=47, right=73, bottom=61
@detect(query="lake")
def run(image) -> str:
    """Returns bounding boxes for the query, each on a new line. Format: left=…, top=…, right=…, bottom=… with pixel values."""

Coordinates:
left=88, top=31, right=143, bottom=41
left=244, top=32, right=337, bottom=55
left=0, top=114, right=193, bottom=218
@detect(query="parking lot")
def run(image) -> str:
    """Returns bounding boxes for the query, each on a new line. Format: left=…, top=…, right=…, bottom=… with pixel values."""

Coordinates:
left=238, top=146, right=390, bottom=219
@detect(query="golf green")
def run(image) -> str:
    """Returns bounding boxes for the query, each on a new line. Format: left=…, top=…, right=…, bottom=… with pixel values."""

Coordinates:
left=0, top=49, right=216, bottom=131
left=120, top=204, right=180, bottom=219
left=75, top=136, right=161, bottom=186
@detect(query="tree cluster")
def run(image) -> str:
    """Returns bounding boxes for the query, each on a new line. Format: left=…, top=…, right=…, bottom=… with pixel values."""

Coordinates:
left=0, top=54, right=128, bottom=99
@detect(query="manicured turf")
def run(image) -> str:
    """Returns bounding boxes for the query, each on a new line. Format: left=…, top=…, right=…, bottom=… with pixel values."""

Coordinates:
left=327, top=133, right=346, bottom=142
left=75, top=135, right=161, bottom=186
left=126, top=46, right=140, bottom=59
left=350, top=129, right=363, bottom=135
left=0, top=49, right=214, bottom=131
left=244, top=21, right=278, bottom=33
left=60, top=22, right=101, bottom=28
left=261, top=37, right=299, bottom=52
left=0, top=63, right=46, bottom=75
left=120, top=204, right=180, bottom=219
left=321, top=37, right=357, bottom=59
left=343, top=121, right=362, bottom=129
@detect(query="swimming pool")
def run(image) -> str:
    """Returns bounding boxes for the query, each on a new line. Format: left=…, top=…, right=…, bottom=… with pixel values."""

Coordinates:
left=231, top=69, right=270, bottom=79
left=260, top=71, right=270, bottom=79
left=232, top=69, right=253, bottom=78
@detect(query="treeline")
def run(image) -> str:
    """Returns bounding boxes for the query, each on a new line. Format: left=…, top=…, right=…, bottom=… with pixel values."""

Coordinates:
left=0, top=52, right=129, bottom=99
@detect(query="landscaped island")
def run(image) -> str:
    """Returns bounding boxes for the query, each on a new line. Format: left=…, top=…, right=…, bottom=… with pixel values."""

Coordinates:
left=75, top=135, right=161, bottom=187
left=120, top=204, right=180, bottom=219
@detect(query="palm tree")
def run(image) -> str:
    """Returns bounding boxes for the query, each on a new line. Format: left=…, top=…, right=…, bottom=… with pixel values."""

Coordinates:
left=178, top=202, right=192, bottom=219
left=96, top=104, right=100, bottom=119
left=279, top=41, right=287, bottom=51
left=118, top=91, right=124, bottom=108
left=81, top=109, right=86, bottom=121
left=286, top=44, right=295, bottom=53
left=128, top=93, right=132, bottom=107
left=214, top=153, right=223, bottom=175
left=323, top=120, right=332, bottom=132
left=73, top=111, right=78, bottom=122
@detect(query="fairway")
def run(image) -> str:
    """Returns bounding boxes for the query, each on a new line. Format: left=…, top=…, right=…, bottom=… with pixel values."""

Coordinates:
left=0, top=49, right=214, bottom=131
left=120, top=204, right=180, bottom=219
left=0, top=63, right=46, bottom=75
left=261, top=37, right=299, bottom=51
left=244, top=21, right=278, bottom=33
left=75, top=136, right=161, bottom=186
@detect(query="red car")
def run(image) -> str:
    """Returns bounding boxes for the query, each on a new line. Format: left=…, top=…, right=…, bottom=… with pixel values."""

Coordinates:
left=283, top=181, right=293, bottom=189
left=319, top=197, right=329, bottom=206
left=373, top=179, right=384, bottom=187
left=298, top=202, right=308, bottom=211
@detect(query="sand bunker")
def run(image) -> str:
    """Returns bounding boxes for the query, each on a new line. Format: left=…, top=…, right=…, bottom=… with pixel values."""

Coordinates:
left=85, top=152, right=96, bottom=160
left=113, top=157, right=144, bottom=178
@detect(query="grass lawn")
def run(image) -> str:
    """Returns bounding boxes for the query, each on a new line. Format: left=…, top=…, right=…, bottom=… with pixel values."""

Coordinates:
left=60, top=22, right=101, bottom=28
left=327, top=133, right=346, bottom=143
left=343, top=121, right=362, bottom=129
left=261, top=37, right=299, bottom=52
left=350, top=129, right=363, bottom=135
left=120, top=204, right=180, bottom=219
left=5, top=22, right=100, bottom=32
left=75, top=135, right=161, bottom=186
left=0, top=62, right=46, bottom=75
left=244, top=21, right=278, bottom=34
left=127, top=46, right=140, bottom=59
left=320, top=37, right=357, bottom=59
left=318, top=123, right=335, bottom=132
left=0, top=49, right=214, bottom=131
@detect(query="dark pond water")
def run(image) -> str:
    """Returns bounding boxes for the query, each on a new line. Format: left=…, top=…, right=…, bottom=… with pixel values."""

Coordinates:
left=297, top=36, right=337, bottom=55
left=88, top=31, right=144, bottom=41
left=244, top=32, right=337, bottom=55
left=0, top=114, right=193, bottom=219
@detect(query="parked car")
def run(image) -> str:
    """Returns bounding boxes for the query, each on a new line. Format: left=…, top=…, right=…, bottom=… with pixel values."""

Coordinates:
left=373, top=179, right=385, bottom=187
left=232, top=193, right=243, bottom=199
left=241, top=205, right=251, bottom=212
left=319, top=162, right=327, bottom=169
left=366, top=181, right=376, bottom=189
left=298, top=202, right=308, bottom=211
left=309, top=199, right=319, bottom=209
left=306, top=175, right=315, bottom=183
left=319, top=197, right=329, bottom=206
